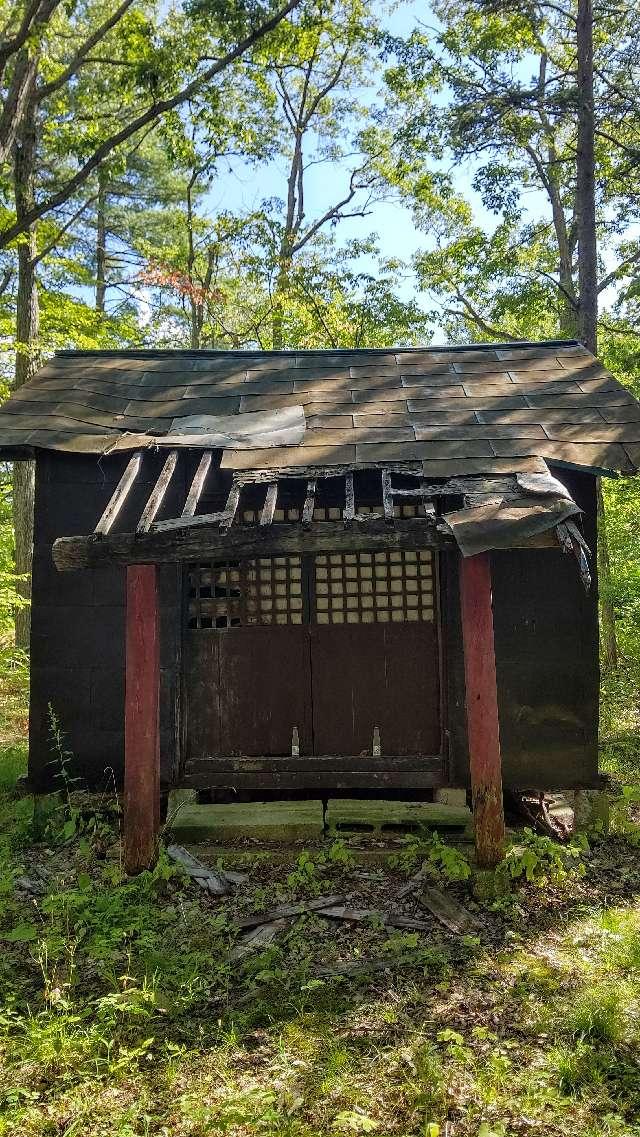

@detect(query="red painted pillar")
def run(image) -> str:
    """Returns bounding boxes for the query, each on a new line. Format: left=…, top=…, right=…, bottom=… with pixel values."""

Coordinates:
left=459, top=552, right=506, bottom=868
left=124, top=564, right=160, bottom=874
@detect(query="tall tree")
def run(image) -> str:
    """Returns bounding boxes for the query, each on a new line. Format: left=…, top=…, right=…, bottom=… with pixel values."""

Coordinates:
left=384, top=0, right=640, bottom=665
left=3, top=0, right=304, bottom=646
left=255, top=0, right=381, bottom=348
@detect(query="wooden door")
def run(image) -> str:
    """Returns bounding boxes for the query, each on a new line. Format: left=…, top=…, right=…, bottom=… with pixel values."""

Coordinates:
left=310, top=550, right=441, bottom=756
left=184, top=556, right=312, bottom=760
left=184, top=548, right=441, bottom=765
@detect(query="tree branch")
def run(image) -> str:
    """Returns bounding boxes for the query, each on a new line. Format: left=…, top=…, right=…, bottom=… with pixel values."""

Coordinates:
left=0, top=0, right=60, bottom=82
left=0, top=0, right=302, bottom=249
left=35, top=0, right=136, bottom=102
left=32, top=192, right=98, bottom=265
left=597, top=246, right=640, bottom=294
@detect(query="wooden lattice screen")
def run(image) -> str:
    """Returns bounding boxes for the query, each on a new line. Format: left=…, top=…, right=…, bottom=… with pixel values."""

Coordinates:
left=186, top=549, right=435, bottom=629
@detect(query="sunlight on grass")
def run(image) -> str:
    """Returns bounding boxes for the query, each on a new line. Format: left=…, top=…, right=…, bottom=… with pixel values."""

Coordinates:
left=2, top=733, right=640, bottom=1134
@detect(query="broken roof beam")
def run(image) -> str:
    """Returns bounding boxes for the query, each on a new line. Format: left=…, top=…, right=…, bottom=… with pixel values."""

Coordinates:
left=137, top=449, right=178, bottom=534
left=301, top=479, right=317, bottom=528
left=381, top=468, right=394, bottom=524
left=260, top=482, right=278, bottom=526
left=152, top=478, right=243, bottom=535
left=95, top=451, right=142, bottom=535
left=182, top=451, right=212, bottom=518
left=344, top=471, right=355, bottom=524
left=219, top=480, right=241, bottom=531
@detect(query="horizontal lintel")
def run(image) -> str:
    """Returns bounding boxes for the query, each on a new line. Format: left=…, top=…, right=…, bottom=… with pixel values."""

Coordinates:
left=52, top=516, right=453, bottom=572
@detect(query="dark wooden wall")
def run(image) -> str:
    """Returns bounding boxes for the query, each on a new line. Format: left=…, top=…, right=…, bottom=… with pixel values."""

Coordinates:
left=443, top=467, right=600, bottom=790
left=29, top=451, right=185, bottom=792
left=29, top=454, right=600, bottom=794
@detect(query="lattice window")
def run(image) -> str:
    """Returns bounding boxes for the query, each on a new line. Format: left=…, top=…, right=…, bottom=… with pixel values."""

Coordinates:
left=241, top=504, right=420, bottom=523
left=242, top=508, right=300, bottom=522
left=314, top=550, right=434, bottom=625
left=186, top=557, right=303, bottom=629
left=187, top=549, right=435, bottom=629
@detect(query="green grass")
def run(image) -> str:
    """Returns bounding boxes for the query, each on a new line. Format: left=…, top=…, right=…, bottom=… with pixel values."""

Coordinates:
left=2, top=758, right=640, bottom=1137
left=0, top=648, right=639, bottom=1135
left=600, top=661, right=640, bottom=789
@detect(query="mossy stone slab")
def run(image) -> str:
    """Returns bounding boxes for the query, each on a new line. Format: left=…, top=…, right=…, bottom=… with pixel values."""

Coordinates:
left=168, top=799, right=325, bottom=844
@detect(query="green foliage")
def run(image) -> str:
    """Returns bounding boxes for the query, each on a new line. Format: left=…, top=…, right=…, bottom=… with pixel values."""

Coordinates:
left=500, top=829, right=588, bottom=887
left=286, top=840, right=355, bottom=893
left=388, top=830, right=472, bottom=883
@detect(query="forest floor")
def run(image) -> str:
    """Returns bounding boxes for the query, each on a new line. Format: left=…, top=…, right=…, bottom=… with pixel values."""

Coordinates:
left=1, top=665, right=640, bottom=1137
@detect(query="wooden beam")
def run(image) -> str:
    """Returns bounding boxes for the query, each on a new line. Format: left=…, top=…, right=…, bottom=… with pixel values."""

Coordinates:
left=419, top=478, right=436, bottom=520
left=186, top=755, right=444, bottom=775
left=344, top=471, right=355, bottom=523
left=137, top=449, right=178, bottom=533
left=459, top=551, right=505, bottom=868
left=53, top=516, right=453, bottom=571
left=182, top=451, right=212, bottom=517
left=219, top=481, right=241, bottom=530
left=260, top=482, right=278, bottom=526
left=95, top=452, right=142, bottom=535
left=124, top=564, right=160, bottom=874
left=183, top=754, right=445, bottom=791
left=381, top=468, right=394, bottom=523
left=301, top=479, right=316, bottom=527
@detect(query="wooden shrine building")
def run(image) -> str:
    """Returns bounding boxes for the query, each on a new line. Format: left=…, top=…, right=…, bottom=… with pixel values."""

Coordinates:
left=1, top=341, right=639, bottom=870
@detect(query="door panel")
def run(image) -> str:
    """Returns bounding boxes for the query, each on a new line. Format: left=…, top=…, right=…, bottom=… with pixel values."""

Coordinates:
left=217, top=626, right=312, bottom=756
left=185, top=631, right=221, bottom=761
left=185, top=626, right=312, bottom=759
left=310, top=548, right=441, bottom=756
left=185, top=547, right=441, bottom=766
left=310, top=623, right=440, bottom=756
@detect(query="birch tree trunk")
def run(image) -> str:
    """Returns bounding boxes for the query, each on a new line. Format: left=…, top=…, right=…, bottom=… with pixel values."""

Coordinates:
left=12, top=58, right=39, bottom=651
left=576, top=0, right=618, bottom=667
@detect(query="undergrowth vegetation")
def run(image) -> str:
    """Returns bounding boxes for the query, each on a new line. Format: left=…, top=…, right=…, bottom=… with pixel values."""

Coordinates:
left=1, top=738, right=640, bottom=1135
left=0, top=537, right=639, bottom=1134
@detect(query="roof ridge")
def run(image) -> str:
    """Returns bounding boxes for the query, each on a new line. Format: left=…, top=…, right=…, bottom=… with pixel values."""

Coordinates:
left=54, top=340, right=582, bottom=359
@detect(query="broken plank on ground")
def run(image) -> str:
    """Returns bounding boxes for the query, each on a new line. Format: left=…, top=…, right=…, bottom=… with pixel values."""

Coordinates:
left=167, top=843, right=244, bottom=895
left=236, top=894, right=346, bottom=929
left=420, top=886, right=482, bottom=935
left=230, top=920, right=287, bottom=961
left=317, top=905, right=433, bottom=932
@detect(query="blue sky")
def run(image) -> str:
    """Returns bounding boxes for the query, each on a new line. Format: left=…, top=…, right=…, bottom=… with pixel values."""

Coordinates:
left=200, top=0, right=508, bottom=334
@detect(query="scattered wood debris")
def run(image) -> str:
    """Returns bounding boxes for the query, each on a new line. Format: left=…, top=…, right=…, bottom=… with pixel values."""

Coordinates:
left=396, top=869, right=427, bottom=899
left=236, top=894, right=346, bottom=929
left=420, top=887, right=482, bottom=935
left=506, top=791, right=570, bottom=840
left=167, top=844, right=248, bottom=895
left=315, top=905, right=432, bottom=932
left=230, top=920, right=287, bottom=961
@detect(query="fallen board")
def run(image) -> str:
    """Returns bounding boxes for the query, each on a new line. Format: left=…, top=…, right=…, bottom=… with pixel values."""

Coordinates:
left=420, top=887, right=482, bottom=935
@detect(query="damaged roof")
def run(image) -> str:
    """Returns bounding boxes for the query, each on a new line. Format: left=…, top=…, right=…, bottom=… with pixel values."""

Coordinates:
left=1, top=340, right=639, bottom=478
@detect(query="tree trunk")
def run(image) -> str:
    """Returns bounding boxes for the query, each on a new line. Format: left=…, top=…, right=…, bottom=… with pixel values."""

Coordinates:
left=12, top=60, right=39, bottom=651
left=576, top=0, right=598, bottom=353
left=272, top=260, right=290, bottom=350
left=95, top=166, right=107, bottom=311
left=596, top=477, right=618, bottom=668
left=576, top=0, right=618, bottom=667
left=185, top=174, right=202, bottom=349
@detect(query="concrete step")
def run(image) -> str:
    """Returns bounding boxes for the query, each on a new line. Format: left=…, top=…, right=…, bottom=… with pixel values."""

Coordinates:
left=166, top=793, right=472, bottom=844
left=167, top=797, right=325, bottom=844
left=325, top=797, right=472, bottom=835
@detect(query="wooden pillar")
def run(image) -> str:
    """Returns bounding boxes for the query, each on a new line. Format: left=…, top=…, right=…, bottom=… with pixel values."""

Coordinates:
left=124, top=563, right=160, bottom=874
left=459, top=551, right=505, bottom=868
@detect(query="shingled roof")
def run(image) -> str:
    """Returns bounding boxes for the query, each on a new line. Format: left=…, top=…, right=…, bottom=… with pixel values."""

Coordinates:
left=1, top=340, right=639, bottom=477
